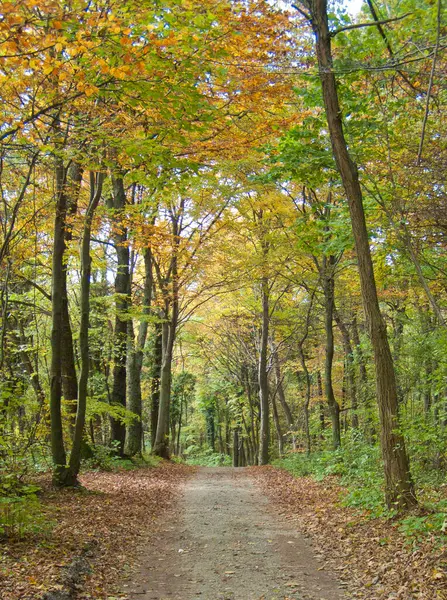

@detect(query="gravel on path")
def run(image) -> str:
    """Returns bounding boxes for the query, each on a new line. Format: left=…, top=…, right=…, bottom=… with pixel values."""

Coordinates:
left=123, top=467, right=346, bottom=600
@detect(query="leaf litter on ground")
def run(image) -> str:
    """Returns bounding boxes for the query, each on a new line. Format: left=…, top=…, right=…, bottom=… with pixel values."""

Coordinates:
left=0, top=463, right=194, bottom=600
left=249, top=466, right=447, bottom=600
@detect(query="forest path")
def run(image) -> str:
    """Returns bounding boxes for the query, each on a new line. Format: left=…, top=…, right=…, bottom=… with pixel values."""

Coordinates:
left=123, top=467, right=346, bottom=600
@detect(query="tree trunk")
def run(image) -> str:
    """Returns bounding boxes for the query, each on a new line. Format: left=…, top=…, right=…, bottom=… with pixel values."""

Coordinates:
left=233, top=428, right=240, bottom=467
left=273, top=349, right=295, bottom=449
left=61, top=163, right=83, bottom=432
left=317, top=370, right=325, bottom=438
left=50, top=155, right=68, bottom=485
left=126, top=248, right=153, bottom=456
left=153, top=316, right=175, bottom=458
left=271, top=390, right=284, bottom=456
left=150, top=321, right=163, bottom=448
left=334, top=307, right=358, bottom=429
left=352, top=315, right=368, bottom=387
left=177, top=392, right=183, bottom=455
left=322, top=260, right=341, bottom=449
left=303, top=0, right=416, bottom=508
left=298, top=347, right=312, bottom=454
left=258, top=275, right=270, bottom=465
left=67, top=172, right=104, bottom=484
left=109, top=176, right=130, bottom=457
left=152, top=206, right=181, bottom=459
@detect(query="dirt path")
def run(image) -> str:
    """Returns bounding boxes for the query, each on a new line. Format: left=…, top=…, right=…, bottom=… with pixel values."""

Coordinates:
left=123, top=467, right=346, bottom=600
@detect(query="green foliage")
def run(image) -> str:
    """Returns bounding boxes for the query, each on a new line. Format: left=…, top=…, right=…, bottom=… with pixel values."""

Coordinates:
left=398, top=507, right=447, bottom=546
left=401, top=412, right=447, bottom=485
left=81, top=441, right=123, bottom=471
left=184, top=447, right=231, bottom=467
left=0, top=480, right=48, bottom=540
left=275, top=435, right=390, bottom=517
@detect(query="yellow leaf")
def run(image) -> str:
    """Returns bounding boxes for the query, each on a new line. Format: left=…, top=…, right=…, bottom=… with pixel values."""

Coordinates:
left=84, top=85, right=99, bottom=97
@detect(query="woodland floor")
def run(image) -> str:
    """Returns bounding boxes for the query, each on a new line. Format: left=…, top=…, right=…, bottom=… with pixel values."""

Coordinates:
left=2, top=464, right=447, bottom=600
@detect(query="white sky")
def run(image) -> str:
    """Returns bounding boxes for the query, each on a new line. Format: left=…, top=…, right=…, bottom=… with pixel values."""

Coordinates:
left=348, top=0, right=365, bottom=14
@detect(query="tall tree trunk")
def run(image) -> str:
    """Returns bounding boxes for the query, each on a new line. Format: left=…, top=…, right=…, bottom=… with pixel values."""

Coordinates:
left=273, top=349, right=295, bottom=432
left=271, top=390, right=284, bottom=456
left=258, top=275, right=270, bottom=465
left=61, top=163, right=83, bottom=431
left=298, top=347, right=312, bottom=454
left=352, top=315, right=368, bottom=387
left=152, top=206, right=181, bottom=459
left=109, top=176, right=130, bottom=457
left=334, top=306, right=358, bottom=429
left=150, top=321, right=162, bottom=449
left=126, top=248, right=153, bottom=456
left=67, top=172, right=104, bottom=484
left=50, top=155, right=68, bottom=484
left=317, top=370, right=325, bottom=437
left=153, top=313, right=176, bottom=458
left=322, top=259, right=341, bottom=449
left=233, top=428, right=240, bottom=467
left=177, top=393, right=183, bottom=455
left=302, top=0, right=416, bottom=508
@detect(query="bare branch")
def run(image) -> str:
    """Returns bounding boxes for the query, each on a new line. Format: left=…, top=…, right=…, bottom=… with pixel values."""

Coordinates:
left=331, top=13, right=411, bottom=36
left=417, top=0, right=441, bottom=165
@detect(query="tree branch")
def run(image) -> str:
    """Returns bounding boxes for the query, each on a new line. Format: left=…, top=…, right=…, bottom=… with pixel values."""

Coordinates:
left=417, top=0, right=441, bottom=165
left=331, top=13, right=411, bottom=36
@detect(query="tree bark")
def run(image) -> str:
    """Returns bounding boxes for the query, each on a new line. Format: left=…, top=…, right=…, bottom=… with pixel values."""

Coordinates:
left=258, top=275, right=270, bottom=465
left=153, top=314, right=176, bottom=458
left=61, top=163, right=83, bottom=431
left=150, top=321, right=163, bottom=449
left=298, top=347, right=312, bottom=454
left=233, top=428, right=240, bottom=467
left=302, top=0, right=416, bottom=508
left=317, top=370, right=325, bottom=437
left=271, top=389, right=284, bottom=456
left=67, top=172, right=104, bottom=484
left=152, top=205, right=181, bottom=459
left=322, top=257, right=341, bottom=449
left=50, top=154, right=68, bottom=485
left=334, top=306, right=358, bottom=428
left=273, top=349, right=294, bottom=430
left=126, top=248, right=153, bottom=456
left=109, top=175, right=130, bottom=456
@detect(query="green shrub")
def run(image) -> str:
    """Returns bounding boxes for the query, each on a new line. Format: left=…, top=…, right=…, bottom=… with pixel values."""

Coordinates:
left=399, top=508, right=447, bottom=545
left=184, top=447, right=232, bottom=466
left=0, top=481, right=48, bottom=540
left=274, top=434, right=388, bottom=517
left=81, top=442, right=121, bottom=471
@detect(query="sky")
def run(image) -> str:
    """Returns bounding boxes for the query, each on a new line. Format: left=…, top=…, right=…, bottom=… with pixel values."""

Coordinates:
left=348, top=0, right=365, bottom=14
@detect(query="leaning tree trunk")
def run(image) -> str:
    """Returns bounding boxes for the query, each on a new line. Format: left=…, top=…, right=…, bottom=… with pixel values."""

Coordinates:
left=258, top=275, right=270, bottom=465
left=109, top=175, right=130, bottom=457
left=126, top=248, right=153, bottom=456
left=302, top=0, right=416, bottom=508
left=67, top=172, right=104, bottom=484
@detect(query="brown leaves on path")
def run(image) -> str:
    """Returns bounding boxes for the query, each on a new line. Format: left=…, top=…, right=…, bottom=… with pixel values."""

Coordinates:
left=250, top=466, right=447, bottom=600
left=1, top=463, right=194, bottom=600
